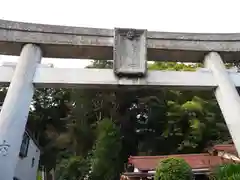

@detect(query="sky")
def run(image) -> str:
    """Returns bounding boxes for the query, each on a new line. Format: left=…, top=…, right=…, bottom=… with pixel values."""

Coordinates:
left=0, top=0, right=239, bottom=68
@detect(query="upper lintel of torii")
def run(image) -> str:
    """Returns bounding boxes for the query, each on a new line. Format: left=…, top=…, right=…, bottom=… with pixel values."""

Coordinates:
left=0, top=19, right=240, bottom=63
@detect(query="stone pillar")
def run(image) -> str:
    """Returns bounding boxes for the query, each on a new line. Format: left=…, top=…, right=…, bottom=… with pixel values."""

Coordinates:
left=0, top=44, right=42, bottom=180
left=204, top=52, right=240, bottom=156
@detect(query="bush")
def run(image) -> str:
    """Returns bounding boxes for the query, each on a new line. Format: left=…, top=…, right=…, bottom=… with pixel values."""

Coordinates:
left=55, top=156, right=89, bottom=180
left=210, top=163, right=240, bottom=180
left=89, top=118, right=122, bottom=180
left=154, top=157, right=193, bottom=180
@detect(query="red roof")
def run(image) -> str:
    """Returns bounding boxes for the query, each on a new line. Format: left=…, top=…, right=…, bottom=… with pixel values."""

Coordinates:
left=128, top=154, right=234, bottom=171
left=213, top=144, right=237, bottom=155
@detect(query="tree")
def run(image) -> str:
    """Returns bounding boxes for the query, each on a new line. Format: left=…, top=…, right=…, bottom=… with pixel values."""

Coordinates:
left=154, top=157, right=193, bottom=180
left=89, top=118, right=122, bottom=180
left=55, top=156, right=89, bottom=180
left=56, top=61, right=230, bottom=179
left=211, top=163, right=240, bottom=180
left=25, top=60, right=230, bottom=179
left=28, top=88, right=71, bottom=171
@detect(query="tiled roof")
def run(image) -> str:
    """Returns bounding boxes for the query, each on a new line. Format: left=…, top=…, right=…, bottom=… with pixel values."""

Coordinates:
left=128, top=153, right=234, bottom=171
left=213, top=144, right=237, bottom=155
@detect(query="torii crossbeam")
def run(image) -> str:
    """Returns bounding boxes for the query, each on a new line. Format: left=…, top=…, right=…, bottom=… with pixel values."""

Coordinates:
left=0, top=19, right=240, bottom=180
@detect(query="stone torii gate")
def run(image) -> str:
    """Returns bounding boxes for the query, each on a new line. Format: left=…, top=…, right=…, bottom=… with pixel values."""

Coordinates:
left=0, top=19, right=240, bottom=179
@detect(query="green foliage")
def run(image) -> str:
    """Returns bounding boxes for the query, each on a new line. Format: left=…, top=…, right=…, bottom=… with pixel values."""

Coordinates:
left=37, top=171, right=42, bottom=180
left=211, top=163, right=240, bottom=180
left=89, top=118, right=122, bottom=180
left=154, top=157, right=193, bottom=180
left=140, top=63, right=229, bottom=154
left=28, top=88, right=71, bottom=170
left=55, top=156, right=89, bottom=180
left=148, top=62, right=202, bottom=71
left=13, top=60, right=230, bottom=178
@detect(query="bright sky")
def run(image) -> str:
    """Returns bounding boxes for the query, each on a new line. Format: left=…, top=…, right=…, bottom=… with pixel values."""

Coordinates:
left=0, top=0, right=239, bottom=68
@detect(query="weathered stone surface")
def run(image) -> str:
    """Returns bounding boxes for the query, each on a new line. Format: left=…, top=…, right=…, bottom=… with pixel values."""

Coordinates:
left=1, top=19, right=240, bottom=62
left=114, top=28, right=147, bottom=77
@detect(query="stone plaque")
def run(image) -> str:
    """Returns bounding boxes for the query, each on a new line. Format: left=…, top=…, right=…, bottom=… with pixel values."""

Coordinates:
left=114, top=28, right=147, bottom=77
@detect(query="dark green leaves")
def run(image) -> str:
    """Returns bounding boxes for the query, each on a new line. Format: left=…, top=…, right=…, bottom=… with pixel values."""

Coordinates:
left=154, top=157, right=193, bottom=180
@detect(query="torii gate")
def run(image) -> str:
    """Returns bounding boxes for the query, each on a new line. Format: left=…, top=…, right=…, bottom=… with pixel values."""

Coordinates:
left=0, top=19, right=240, bottom=179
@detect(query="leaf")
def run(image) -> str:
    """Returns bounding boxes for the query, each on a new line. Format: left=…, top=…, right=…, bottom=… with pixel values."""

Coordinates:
left=189, top=118, right=200, bottom=129
left=182, top=101, right=203, bottom=112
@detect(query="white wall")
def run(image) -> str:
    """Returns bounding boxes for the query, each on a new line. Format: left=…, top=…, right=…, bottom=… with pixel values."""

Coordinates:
left=0, top=106, right=40, bottom=180
left=14, top=137, right=40, bottom=180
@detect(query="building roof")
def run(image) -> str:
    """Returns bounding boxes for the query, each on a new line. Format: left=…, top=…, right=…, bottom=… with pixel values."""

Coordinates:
left=128, top=153, right=234, bottom=171
left=213, top=144, right=237, bottom=155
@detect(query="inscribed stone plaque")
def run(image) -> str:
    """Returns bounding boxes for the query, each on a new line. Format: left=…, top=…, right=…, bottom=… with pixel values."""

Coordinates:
left=114, top=28, right=147, bottom=77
